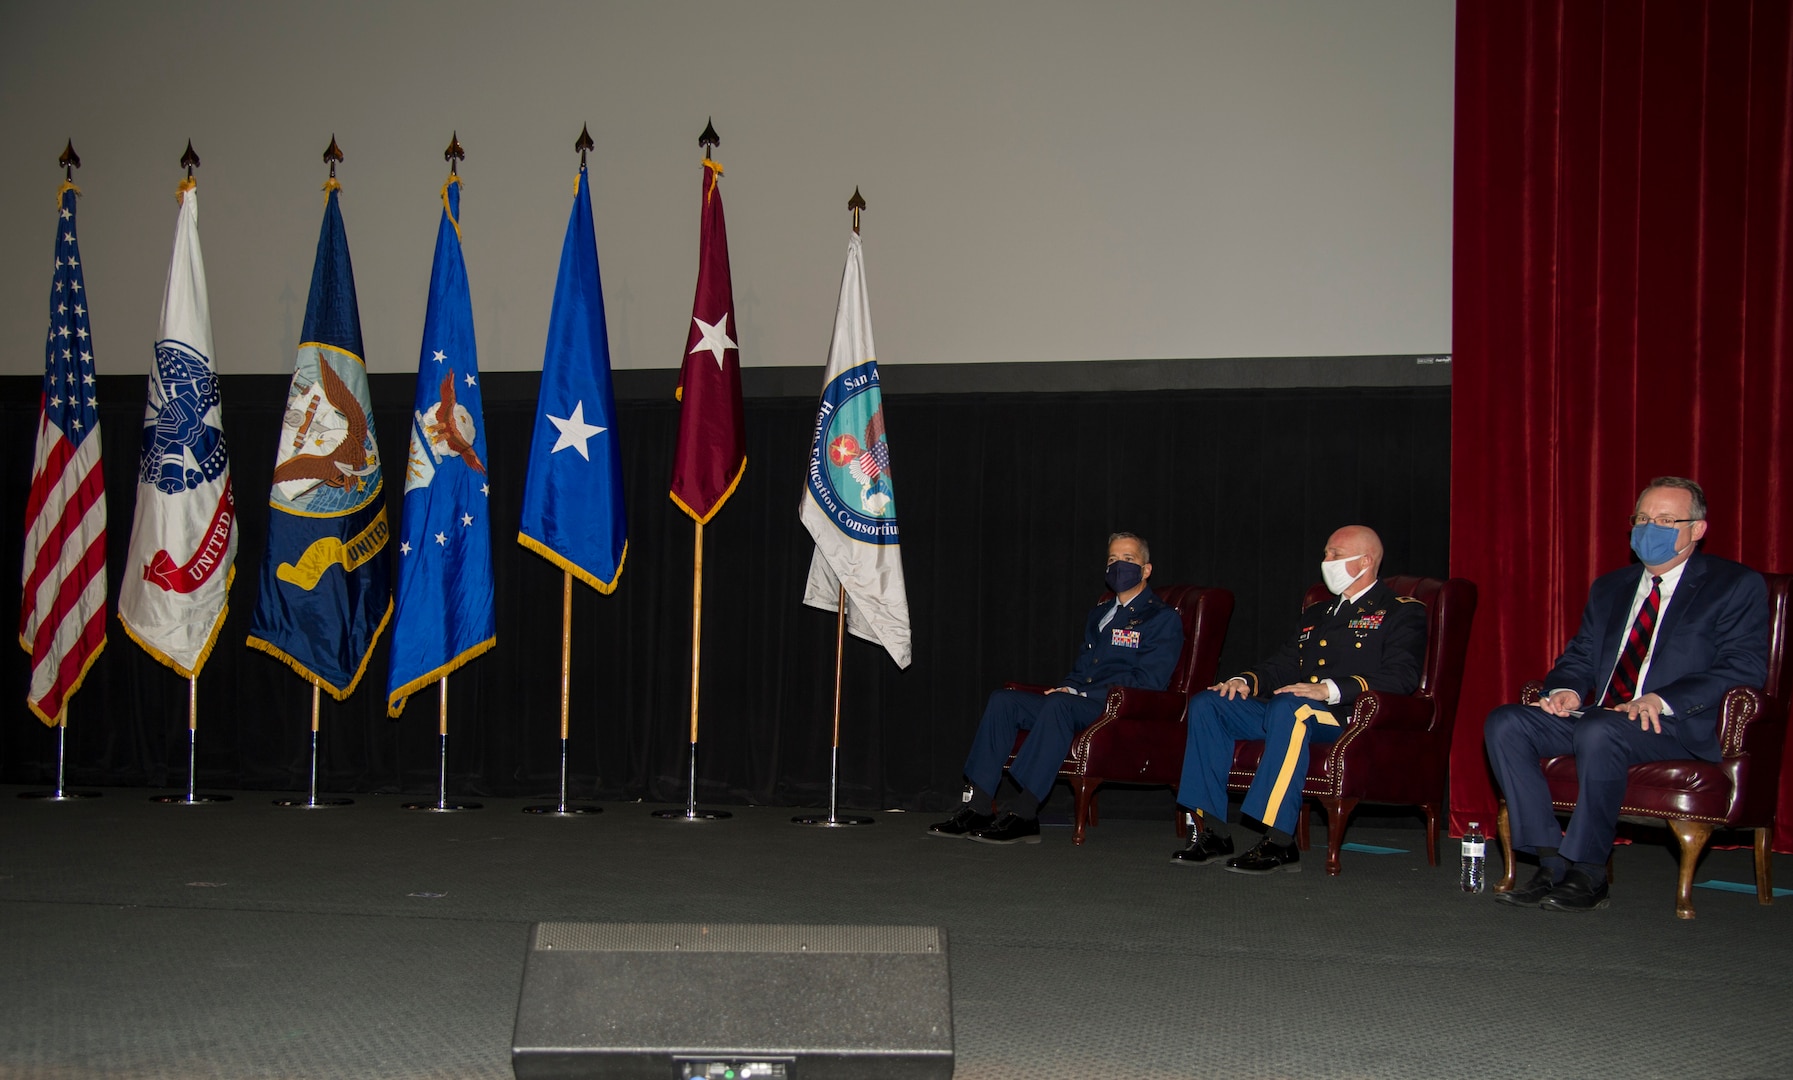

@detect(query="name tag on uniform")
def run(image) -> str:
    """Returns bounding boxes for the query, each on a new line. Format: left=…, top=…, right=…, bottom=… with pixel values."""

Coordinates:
left=1111, top=629, right=1141, bottom=648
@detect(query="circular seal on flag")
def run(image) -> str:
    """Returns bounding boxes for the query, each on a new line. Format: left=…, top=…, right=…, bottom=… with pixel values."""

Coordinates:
left=806, top=364, right=898, bottom=545
left=269, top=347, right=382, bottom=516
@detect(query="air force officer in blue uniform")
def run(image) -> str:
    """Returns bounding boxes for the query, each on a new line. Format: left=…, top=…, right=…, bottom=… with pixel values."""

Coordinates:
left=1485, top=477, right=1769, bottom=912
left=929, top=532, right=1184, bottom=845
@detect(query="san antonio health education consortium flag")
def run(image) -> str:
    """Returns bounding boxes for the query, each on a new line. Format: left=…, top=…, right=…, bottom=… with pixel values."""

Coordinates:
left=386, top=176, right=495, bottom=716
left=245, top=182, right=392, bottom=698
left=21, top=181, right=108, bottom=723
left=800, top=231, right=910, bottom=668
left=518, top=165, right=626, bottom=591
left=118, top=180, right=236, bottom=678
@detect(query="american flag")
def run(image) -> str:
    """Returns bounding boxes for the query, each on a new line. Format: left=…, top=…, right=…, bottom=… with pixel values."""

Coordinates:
left=20, top=183, right=107, bottom=725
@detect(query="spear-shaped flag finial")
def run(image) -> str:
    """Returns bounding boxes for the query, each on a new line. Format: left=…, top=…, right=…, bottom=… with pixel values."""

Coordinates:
left=575, top=123, right=594, bottom=166
left=699, top=118, right=720, bottom=158
left=445, top=131, right=465, bottom=176
left=60, top=139, right=81, bottom=179
left=323, top=135, right=344, bottom=178
left=181, top=140, right=201, bottom=176
left=848, top=186, right=866, bottom=234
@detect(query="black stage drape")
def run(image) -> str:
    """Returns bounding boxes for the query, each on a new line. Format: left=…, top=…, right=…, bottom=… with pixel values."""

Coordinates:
left=1, top=373, right=1448, bottom=811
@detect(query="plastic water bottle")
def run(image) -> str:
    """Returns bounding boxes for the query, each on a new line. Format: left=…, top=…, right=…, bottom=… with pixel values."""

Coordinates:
left=1460, top=823, right=1486, bottom=892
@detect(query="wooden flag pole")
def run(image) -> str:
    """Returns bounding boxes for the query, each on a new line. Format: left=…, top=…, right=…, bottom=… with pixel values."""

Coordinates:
left=402, top=676, right=482, bottom=812
left=525, top=569, right=601, bottom=815
left=274, top=681, right=352, bottom=809
left=152, top=674, right=231, bottom=804
left=655, top=518, right=730, bottom=821
left=793, top=189, right=875, bottom=828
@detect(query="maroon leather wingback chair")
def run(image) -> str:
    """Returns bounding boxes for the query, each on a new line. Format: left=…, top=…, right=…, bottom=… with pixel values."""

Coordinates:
left=1494, top=571, right=1790, bottom=919
left=1223, top=575, right=1478, bottom=875
left=1007, top=583, right=1234, bottom=845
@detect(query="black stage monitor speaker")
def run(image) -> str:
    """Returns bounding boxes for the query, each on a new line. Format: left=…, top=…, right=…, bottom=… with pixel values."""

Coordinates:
left=512, top=922, right=954, bottom=1080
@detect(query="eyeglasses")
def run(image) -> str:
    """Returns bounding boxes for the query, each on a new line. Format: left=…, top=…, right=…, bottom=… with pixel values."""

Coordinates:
left=1630, top=514, right=1699, bottom=528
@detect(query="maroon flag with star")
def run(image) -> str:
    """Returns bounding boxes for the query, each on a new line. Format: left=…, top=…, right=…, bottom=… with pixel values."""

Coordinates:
left=669, top=158, right=746, bottom=523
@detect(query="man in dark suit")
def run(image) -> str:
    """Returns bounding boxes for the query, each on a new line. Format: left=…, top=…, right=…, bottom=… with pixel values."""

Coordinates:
left=928, top=532, right=1184, bottom=845
left=1172, top=525, right=1427, bottom=873
left=1485, top=476, right=1769, bottom=912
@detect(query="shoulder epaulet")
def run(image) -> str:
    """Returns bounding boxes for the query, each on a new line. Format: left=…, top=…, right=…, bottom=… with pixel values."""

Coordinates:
left=1397, top=595, right=1424, bottom=604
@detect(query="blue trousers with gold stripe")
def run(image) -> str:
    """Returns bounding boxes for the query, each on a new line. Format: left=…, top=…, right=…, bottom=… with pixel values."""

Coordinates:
left=1176, top=691, right=1345, bottom=835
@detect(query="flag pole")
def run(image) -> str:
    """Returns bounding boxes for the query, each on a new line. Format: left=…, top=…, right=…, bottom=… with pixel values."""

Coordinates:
left=655, top=519, right=729, bottom=819
left=19, top=143, right=102, bottom=803
left=525, top=125, right=605, bottom=818
left=19, top=705, right=101, bottom=801
left=153, top=672, right=231, bottom=804
left=141, top=145, right=231, bottom=808
left=403, top=676, right=482, bottom=811
left=274, top=681, right=352, bottom=808
left=794, top=187, right=875, bottom=828
left=656, top=118, right=734, bottom=823
left=271, top=137, right=357, bottom=812
left=525, top=568, right=601, bottom=815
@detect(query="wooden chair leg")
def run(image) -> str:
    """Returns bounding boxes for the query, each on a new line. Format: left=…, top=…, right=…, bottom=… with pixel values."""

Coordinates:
left=1756, top=827, right=1774, bottom=906
left=1070, top=777, right=1097, bottom=846
left=1667, top=818, right=1715, bottom=920
left=1420, top=803, right=1439, bottom=866
left=1494, top=803, right=1516, bottom=893
left=1317, top=796, right=1358, bottom=876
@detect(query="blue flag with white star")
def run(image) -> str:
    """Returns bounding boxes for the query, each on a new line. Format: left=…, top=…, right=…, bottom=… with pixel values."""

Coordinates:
left=386, top=176, right=495, bottom=717
left=246, top=183, right=393, bottom=699
left=517, top=166, right=627, bottom=592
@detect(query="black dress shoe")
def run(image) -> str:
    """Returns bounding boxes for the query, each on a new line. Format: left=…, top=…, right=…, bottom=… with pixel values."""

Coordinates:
left=1223, top=835, right=1301, bottom=875
left=1171, top=830, right=1235, bottom=866
left=1495, top=867, right=1558, bottom=907
left=926, top=807, right=995, bottom=838
left=967, top=812, right=1041, bottom=845
left=1540, top=867, right=1611, bottom=912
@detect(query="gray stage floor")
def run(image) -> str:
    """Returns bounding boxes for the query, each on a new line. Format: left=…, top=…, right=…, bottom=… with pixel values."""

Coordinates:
left=2, top=786, right=1789, bottom=1079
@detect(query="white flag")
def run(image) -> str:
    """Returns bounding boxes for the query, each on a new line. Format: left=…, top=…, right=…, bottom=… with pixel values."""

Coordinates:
left=118, top=184, right=236, bottom=677
left=799, top=231, right=911, bottom=668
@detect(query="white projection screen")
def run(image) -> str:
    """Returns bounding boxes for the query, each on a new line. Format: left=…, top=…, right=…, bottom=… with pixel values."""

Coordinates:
left=0, top=0, right=1454, bottom=378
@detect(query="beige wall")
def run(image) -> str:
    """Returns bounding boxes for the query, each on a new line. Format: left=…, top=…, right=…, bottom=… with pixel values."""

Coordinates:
left=0, top=0, right=1454, bottom=377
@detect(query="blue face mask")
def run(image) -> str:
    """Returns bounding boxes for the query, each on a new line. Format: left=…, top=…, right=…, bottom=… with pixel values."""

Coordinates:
left=1105, top=561, right=1143, bottom=594
left=1630, top=522, right=1684, bottom=566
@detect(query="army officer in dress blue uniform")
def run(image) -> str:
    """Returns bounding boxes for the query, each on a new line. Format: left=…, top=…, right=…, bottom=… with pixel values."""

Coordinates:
left=929, top=532, right=1184, bottom=845
left=1173, top=525, right=1426, bottom=873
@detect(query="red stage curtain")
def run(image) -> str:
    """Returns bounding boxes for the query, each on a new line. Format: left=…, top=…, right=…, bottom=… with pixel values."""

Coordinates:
left=1450, top=1, right=1793, bottom=847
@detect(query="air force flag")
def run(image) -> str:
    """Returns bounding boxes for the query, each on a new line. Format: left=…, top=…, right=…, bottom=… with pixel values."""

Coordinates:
left=386, top=176, right=495, bottom=716
left=246, top=182, right=392, bottom=698
left=118, top=181, right=236, bottom=678
left=800, top=231, right=911, bottom=668
left=517, top=165, right=626, bottom=592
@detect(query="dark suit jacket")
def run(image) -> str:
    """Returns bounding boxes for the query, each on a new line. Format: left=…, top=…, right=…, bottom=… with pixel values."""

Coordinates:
left=1545, top=550, right=1769, bottom=761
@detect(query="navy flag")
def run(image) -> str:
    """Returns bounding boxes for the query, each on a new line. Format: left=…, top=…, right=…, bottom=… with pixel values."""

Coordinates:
left=517, top=165, right=627, bottom=591
left=386, top=176, right=496, bottom=717
left=245, top=181, right=392, bottom=698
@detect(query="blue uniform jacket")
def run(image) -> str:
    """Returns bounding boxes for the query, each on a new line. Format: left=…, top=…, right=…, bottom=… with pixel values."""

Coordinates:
left=1234, top=578, right=1426, bottom=711
left=1544, top=551, right=1768, bottom=761
left=1057, top=586, right=1184, bottom=695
